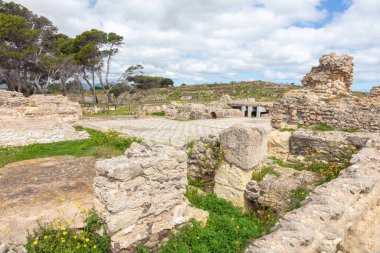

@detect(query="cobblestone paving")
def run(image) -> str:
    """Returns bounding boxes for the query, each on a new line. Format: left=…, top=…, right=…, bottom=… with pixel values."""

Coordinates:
left=80, top=117, right=271, bottom=147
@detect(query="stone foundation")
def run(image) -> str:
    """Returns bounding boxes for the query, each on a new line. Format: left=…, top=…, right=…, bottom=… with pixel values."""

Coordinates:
left=246, top=144, right=380, bottom=253
left=369, top=86, right=380, bottom=100
left=94, top=142, right=208, bottom=251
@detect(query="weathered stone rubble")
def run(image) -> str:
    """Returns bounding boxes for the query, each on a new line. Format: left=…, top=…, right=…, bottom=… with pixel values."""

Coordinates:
left=245, top=164, right=319, bottom=214
left=302, top=53, right=354, bottom=98
left=271, top=89, right=380, bottom=132
left=0, top=244, right=26, bottom=253
left=94, top=142, right=208, bottom=251
left=0, top=90, right=87, bottom=147
left=369, top=85, right=380, bottom=100
left=246, top=143, right=380, bottom=253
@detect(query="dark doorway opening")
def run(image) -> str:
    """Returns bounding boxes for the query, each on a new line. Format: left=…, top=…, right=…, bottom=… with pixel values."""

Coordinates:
left=211, top=112, right=217, bottom=119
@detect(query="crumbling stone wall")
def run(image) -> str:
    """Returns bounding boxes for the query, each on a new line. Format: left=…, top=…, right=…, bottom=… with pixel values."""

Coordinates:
left=246, top=144, right=380, bottom=253
left=0, top=90, right=86, bottom=147
left=271, top=90, right=380, bottom=132
left=302, top=53, right=354, bottom=98
left=94, top=142, right=208, bottom=252
left=0, top=91, right=82, bottom=123
left=369, top=86, right=380, bottom=100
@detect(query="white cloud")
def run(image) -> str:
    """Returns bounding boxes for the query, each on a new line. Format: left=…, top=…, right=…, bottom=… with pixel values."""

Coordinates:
left=8, top=0, right=380, bottom=89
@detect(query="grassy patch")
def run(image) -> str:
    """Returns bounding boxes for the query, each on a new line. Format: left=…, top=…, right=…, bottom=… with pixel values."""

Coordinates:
left=279, top=128, right=296, bottom=132
left=270, top=156, right=305, bottom=171
left=252, top=166, right=281, bottom=181
left=84, top=106, right=137, bottom=117
left=341, top=127, right=358, bottom=133
left=159, top=189, right=277, bottom=253
left=25, top=210, right=110, bottom=253
left=188, top=177, right=206, bottom=190
left=286, top=188, right=309, bottom=211
left=313, top=123, right=335, bottom=131
left=150, top=111, right=166, bottom=117
left=0, top=127, right=141, bottom=168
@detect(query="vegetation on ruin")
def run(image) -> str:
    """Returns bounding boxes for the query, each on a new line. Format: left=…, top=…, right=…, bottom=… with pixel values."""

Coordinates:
left=251, top=166, right=281, bottom=181
left=188, top=177, right=206, bottom=190
left=25, top=209, right=110, bottom=253
left=159, top=188, right=277, bottom=253
left=313, top=123, right=335, bottom=131
left=279, top=127, right=296, bottom=132
left=341, top=127, right=358, bottom=133
left=0, top=127, right=140, bottom=168
left=286, top=188, right=309, bottom=212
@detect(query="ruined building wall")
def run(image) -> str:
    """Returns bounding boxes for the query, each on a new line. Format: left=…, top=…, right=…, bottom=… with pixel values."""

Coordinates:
left=302, top=53, right=354, bottom=98
left=94, top=142, right=208, bottom=252
left=271, top=90, right=380, bottom=132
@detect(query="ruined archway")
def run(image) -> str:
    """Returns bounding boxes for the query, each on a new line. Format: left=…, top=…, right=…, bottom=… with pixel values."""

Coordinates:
left=210, top=112, right=217, bottom=119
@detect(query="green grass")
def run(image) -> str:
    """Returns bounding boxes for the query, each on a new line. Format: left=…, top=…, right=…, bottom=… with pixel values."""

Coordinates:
left=0, top=127, right=141, bottom=168
left=25, top=210, right=110, bottom=253
left=313, top=123, right=335, bottom=131
left=286, top=188, right=309, bottom=211
left=279, top=128, right=296, bottom=132
left=251, top=166, right=281, bottom=181
left=83, top=106, right=137, bottom=117
left=270, top=156, right=305, bottom=171
left=341, top=127, right=358, bottom=133
left=159, top=189, right=277, bottom=253
left=150, top=111, right=166, bottom=117
left=188, top=177, right=206, bottom=190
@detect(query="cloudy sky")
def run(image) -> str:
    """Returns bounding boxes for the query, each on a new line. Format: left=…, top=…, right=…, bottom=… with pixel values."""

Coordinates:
left=10, top=0, right=380, bottom=90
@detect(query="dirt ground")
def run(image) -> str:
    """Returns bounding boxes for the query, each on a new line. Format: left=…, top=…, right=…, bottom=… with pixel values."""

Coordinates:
left=0, top=156, right=96, bottom=245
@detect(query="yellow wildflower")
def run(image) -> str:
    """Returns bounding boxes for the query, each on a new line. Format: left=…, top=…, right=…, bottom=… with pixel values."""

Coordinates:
left=33, top=240, right=38, bottom=246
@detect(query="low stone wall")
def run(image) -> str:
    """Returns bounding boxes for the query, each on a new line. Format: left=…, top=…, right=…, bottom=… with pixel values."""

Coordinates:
left=288, top=130, right=379, bottom=163
left=271, top=90, right=380, bottom=132
left=246, top=144, right=380, bottom=253
left=94, top=142, right=208, bottom=252
left=369, top=86, right=380, bottom=100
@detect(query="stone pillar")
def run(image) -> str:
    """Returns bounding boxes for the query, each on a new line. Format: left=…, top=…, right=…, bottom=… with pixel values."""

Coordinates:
left=214, top=125, right=268, bottom=209
left=94, top=142, right=208, bottom=251
left=241, top=106, right=247, bottom=116
left=247, top=106, right=253, bottom=118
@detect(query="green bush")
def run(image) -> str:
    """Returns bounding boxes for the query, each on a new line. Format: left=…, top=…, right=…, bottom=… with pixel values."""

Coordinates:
left=313, top=123, right=335, bottom=131
left=188, top=177, right=206, bottom=189
left=159, top=189, right=277, bottom=253
left=25, top=210, right=110, bottom=253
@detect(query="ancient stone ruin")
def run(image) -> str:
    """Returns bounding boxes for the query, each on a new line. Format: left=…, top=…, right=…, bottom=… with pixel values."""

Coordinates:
left=369, top=85, right=380, bottom=100
left=0, top=90, right=87, bottom=147
left=94, top=142, right=208, bottom=251
left=302, top=52, right=354, bottom=98
left=272, top=53, right=380, bottom=132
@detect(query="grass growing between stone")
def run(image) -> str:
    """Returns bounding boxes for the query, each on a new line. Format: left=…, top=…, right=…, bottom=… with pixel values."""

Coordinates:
left=25, top=210, right=110, bottom=253
left=251, top=166, right=281, bottom=181
left=286, top=188, right=309, bottom=212
left=159, top=189, right=277, bottom=253
left=0, top=127, right=141, bottom=168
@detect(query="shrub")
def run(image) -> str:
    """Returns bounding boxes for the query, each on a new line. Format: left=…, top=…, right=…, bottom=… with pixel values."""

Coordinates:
left=313, top=123, right=335, bottom=131
left=25, top=210, right=110, bottom=253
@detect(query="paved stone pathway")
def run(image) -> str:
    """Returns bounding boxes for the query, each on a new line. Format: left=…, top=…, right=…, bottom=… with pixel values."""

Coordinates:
left=79, top=117, right=271, bottom=147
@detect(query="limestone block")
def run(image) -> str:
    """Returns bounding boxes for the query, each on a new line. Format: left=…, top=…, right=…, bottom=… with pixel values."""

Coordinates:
left=268, top=130, right=291, bottom=161
left=220, top=124, right=268, bottom=170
